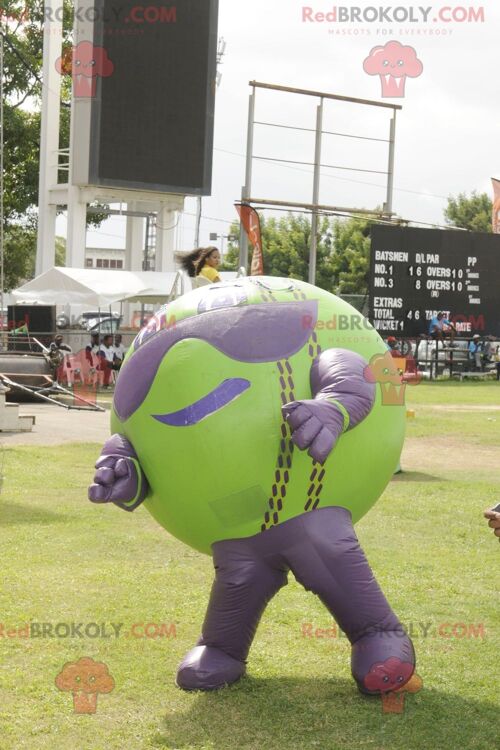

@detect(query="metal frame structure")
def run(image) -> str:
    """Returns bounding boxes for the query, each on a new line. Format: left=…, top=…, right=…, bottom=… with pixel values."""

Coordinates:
left=0, top=373, right=105, bottom=411
left=238, top=81, right=402, bottom=284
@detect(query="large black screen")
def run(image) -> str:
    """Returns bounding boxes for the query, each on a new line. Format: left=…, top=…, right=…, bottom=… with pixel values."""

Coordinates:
left=369, top=225, right=500, bottom=337
left=89, top=0, right=218, bottom=194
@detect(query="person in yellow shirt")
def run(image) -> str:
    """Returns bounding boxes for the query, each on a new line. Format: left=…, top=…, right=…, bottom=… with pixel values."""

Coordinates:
left=176, top=247, right=221, bottom=283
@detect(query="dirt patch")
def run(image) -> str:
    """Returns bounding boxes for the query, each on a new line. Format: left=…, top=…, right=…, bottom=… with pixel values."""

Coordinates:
left=401, top=436, right=500, bottom=474
left=1, top=403, right=110, bottom=446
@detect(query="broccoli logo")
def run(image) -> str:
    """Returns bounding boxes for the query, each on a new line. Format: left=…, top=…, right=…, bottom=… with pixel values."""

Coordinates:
left=363, top=656, right=423, bottom=713
left=55, top=657, right=115, bottom=714
left=363, top=41, right=423, bottom=98
left=364, top=351, right=406, bottom=406
left=55, top=41, right=114, bottom=98
left=381, top=672, right=423, bottom=714
left=363, top=351, right=422, bottom=406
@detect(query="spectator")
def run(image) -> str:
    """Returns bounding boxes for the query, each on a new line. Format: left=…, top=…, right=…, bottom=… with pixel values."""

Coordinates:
left=386, top=337, right=400, bottom=358
left=81, top=332, right=102, bottom=388
left=468, top=335, right=482, bottom=371
left=85, top=333, right=100, bottom=362
left=99, top=334, right=115, bottom=388
left=176, top=246, right=222, bottom=284
left=46, top=334, right=72, bottom=374
left=99, top=334, right=115, bottom=360
left=496, top=345, right=500, bottom=381
left=113, top=334, right=127, bottom=369
left=52, top=334, right=72, bottom=354
left=428, top=312, right=457, bottom=346
left=481, top=336, right=495, bottom=367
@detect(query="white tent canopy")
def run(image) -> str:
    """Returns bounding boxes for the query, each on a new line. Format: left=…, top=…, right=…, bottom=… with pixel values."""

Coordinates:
left=12, top=267, right=242, bottom=308
left=12, top=267, right=179, bottom=307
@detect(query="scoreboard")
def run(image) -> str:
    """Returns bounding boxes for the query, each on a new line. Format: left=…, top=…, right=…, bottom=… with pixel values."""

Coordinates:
left=72, top=0, right=219, bottom=195
left=368, top=225, right=500, bottom=337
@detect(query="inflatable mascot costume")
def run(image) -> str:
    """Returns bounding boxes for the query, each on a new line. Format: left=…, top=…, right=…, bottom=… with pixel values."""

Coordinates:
left=89, top=277, right=415, bottom=694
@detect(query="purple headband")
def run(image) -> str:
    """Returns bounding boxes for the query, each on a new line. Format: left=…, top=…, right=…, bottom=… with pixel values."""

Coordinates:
left=114, top=300, right=318, bottom=421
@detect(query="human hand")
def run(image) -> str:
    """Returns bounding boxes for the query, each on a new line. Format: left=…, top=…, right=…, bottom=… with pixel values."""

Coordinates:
left=484, top=508, right=500, bottom=542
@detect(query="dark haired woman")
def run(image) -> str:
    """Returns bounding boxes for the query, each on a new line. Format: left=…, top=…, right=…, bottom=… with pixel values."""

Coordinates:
left=176, top=246, right=221, bottom=284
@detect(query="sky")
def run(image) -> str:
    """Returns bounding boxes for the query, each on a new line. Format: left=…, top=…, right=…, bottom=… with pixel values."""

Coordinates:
left=65, top=0, right=500, bottom=252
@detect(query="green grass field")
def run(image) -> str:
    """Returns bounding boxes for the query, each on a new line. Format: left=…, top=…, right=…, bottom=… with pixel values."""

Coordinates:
left=1, top=383, right=499, bottom=750
left=405, top=381, right=500, bottom=406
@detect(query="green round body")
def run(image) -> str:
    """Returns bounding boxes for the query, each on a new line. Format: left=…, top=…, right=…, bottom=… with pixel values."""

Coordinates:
left=112, top=277, right=405, bottom=554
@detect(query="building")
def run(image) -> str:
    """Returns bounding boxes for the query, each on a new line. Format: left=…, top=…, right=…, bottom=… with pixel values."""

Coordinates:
left=84, top=247, right=126, bottom=270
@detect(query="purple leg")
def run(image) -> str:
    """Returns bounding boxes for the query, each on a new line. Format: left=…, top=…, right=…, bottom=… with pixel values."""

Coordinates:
left=176, top=538, right=288, bottom=691
left=286, top=508, right=415, bottom=694
left=176, top=508, right=414, bottom=693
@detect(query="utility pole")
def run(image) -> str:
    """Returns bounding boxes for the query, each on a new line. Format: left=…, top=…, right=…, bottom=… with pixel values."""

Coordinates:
left=209, top=231, right=237, bottom=261
left=309, top=99, right=324, bottom=285
left=239, top=87, right=255, bottom=271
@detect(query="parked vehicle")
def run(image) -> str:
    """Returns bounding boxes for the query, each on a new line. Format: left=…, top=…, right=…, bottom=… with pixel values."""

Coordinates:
left=77, top=311, right=122, bottom=331
left=88, top=317, right=121, bottom=334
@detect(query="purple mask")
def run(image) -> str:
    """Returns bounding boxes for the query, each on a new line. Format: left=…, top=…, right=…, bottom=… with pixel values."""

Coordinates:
left=114, top=300, right=318, bottom=422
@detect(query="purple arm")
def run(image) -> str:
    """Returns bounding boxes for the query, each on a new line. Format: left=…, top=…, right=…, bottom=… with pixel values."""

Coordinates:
left=282, top=348, right=375, bottom=464
left=88, top=434, right=149, bottom=512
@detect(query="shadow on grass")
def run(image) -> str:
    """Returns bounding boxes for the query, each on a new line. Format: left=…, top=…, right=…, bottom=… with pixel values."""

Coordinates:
left=0, top=501, right=70, bottom=525
left=153, top=676, right=497, bottom=750
left=392, top=471, right=445, bottom=483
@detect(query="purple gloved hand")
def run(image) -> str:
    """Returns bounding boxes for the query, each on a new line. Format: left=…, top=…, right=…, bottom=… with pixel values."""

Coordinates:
left=282, top=348, right=375, bottom=464
left=282, top=400, right=345, bottom=464
left=88, top=434, right=149, bottom=512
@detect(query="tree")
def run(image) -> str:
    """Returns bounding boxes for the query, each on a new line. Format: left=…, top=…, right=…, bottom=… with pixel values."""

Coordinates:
left=3, top=226, right=66, bottom=291
left=4, top=106, right=45, bottom=223
left=223, top=214, right=336, bottom=291
left=444, top=192, right=492, bottom=233
left=3, top=224, right=37, bottom=291
left=2, top=2, right=106, bottom=289
left=2, top=1, right=73, bottom=223
left=328, top=217, right=371, bottom=294
left=224, top=213, right=371, bottom=296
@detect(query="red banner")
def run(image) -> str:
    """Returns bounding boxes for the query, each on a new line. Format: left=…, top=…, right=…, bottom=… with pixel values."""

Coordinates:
left=492, top=178, right=500, bottom=234
left=235, top=203, right=264, bottom=275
